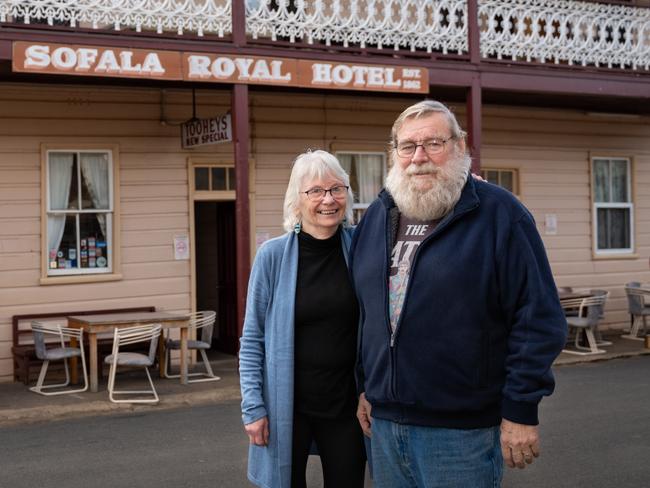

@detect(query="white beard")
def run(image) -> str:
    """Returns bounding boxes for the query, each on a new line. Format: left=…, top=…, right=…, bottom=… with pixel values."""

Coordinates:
left=385, top=152, right=471, bottom=221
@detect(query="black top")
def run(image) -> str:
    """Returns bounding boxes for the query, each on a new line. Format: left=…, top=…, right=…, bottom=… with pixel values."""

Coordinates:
left=294, top=228, right=360, bottom=418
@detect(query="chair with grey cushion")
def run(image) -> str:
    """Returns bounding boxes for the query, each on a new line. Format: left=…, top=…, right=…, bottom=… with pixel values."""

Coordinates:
left=164, top=310, right=220, bottom=383
left=622, top=282, right=650, bottom=341
left=587, top=289, right=612, bottom=346
left=105, top=324, right=161, bottom=404
left=29, top=321, right=88, bottom=396
left=561, top=294, right=608, bottom=355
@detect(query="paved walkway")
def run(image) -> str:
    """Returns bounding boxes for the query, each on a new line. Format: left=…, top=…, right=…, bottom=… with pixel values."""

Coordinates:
left=0, top=353, right=241, bottom=427
left=554, top=333, right=650, bottom=365
left=1, top=335, right=648, bottom=427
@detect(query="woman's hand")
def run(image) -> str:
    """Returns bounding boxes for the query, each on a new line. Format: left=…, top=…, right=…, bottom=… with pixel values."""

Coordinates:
left=356, top=393, right=373, bottom=437
left=245, top=416, right=270, bottom=447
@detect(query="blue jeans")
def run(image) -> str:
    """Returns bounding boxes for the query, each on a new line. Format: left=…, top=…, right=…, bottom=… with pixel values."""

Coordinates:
left=371, top=417, right=503, bottom=488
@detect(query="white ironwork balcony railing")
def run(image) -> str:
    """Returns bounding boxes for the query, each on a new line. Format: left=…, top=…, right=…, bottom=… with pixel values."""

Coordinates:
left=0, top=0, right=231, bottom=37
left=246, top=0, right=468, bottom=54
left=0, top=0, right=648, bottom=71
left=479, top=0, right=650, bottom=70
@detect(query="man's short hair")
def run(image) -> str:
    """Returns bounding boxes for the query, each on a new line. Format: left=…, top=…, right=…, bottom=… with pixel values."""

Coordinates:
left=390, top=100, right=467, bottom=146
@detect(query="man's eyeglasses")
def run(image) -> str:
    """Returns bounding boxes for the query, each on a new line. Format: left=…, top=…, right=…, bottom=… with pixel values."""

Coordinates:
left=302, top=185, right=349, bottom=201
left=394, top=137, right=455, bottom=158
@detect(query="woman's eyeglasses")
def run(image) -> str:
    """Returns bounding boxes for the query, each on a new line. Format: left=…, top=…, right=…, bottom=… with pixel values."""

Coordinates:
left=302, top=185, right=349, bottom=201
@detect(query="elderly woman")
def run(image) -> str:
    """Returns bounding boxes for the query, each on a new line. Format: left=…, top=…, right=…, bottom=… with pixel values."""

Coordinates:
left=239, top=150, right=366, bottom=488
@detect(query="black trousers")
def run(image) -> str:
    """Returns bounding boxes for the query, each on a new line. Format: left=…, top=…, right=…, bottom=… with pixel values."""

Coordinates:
left=291, top=411, right=366, bottom=488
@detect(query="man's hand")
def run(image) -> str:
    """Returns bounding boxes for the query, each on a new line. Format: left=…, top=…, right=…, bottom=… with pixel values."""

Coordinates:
left=356, top=392, right=373, bottom=437
left=500, top=419, right=540, bottom=469
left=244, top=416, right=269, bottom=447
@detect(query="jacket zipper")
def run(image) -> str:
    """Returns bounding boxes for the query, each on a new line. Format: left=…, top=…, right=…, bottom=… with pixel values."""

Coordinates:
left=388, top=201, right=478, bottom=349
left=384, top=209, right=397, bottom=399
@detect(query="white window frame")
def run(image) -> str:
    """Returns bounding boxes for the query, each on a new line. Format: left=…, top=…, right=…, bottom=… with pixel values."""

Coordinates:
left=592, top=157, right=634, bottom=256
left=335, top=151, right=386, bottom=221
left=45, top=149, right=115, bottom=277
left=480, top=167, right=519, bottom=196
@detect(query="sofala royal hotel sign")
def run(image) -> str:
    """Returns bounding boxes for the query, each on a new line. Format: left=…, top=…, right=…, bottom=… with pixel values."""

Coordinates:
left=12, top=42, right=429, bottom=94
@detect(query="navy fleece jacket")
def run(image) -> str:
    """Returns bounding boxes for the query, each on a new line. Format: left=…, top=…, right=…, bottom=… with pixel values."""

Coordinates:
left=350, top=176, right=567, bottom=428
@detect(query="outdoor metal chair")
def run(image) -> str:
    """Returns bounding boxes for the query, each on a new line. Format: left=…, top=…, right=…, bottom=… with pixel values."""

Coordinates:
left=622, top=282, right=650, bottom=341
left=29, top=321, right=88, bottom=396
left=561, top=294, right=609, bottom=355
left=105, top=324, right=161, bottom=404
left=587, top=289, right=612, bottom=346
left=164, top=310, right=220, bottom=383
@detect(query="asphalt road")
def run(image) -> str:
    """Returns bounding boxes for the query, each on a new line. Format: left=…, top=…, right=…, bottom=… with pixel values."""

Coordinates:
left=1, top=356, right=648, bottom=488
left=503, top=355, right=650, bottom=488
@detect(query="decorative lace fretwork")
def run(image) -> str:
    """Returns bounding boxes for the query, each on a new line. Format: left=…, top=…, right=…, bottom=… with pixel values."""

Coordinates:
left=2, top=0, right=648, bottom=71
left=479, top=0, right=650, bottom=70
left=245, top=0, right=468, bottom=54
left=0, top=0, right=231, bottom=37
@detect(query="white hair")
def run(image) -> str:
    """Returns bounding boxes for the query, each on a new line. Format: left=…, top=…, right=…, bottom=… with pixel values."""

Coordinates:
left=390, top=100, right=467, bottom=147
left=282, top=150, right=354, bottom=232
left=385, top=150, right=471, bottom=221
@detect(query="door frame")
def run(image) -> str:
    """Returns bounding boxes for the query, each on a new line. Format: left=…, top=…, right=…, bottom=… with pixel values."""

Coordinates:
left=187, top=156, right=256, bottom=317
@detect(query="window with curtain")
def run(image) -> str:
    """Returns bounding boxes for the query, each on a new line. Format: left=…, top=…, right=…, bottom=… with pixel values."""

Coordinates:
left=336, top=152, right=385, bottom=222
left=592, top=157, right=633, bottom=254
left=480, top=168, right=519, bottom=195
left=46, top=151, right=113, bottom=275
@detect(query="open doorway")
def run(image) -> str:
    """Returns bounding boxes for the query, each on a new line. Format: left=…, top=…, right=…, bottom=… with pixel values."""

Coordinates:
left=194, top=201, right=238, bottom=355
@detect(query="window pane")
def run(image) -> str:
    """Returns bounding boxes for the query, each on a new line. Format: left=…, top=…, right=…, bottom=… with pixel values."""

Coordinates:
left=211, top=167, right=227, bottom=190
left=49, top=153, right=77, bottom=210
left=486, top=170, right=499, bottom=184
left=338, top=155, right=356, bottom=202
left=48, top=214, right=77, bottom=270
left=593, top=159, right=610, bottom=202
left=610, top=159, right=628, bottom=203
left=355, top=155, right=383, bottom=204
left=499, top=171, right=514, bottom=193
left=597, top=208, right=630, bottom=250
left=80, top=153, right=110, bottom=210
left=228, top=167, right=236, bottom=190
left=337, top=153, right=385, bottom=205
left=195, top=167, right=209, bottom=190
left=80, top=214, right=109, bottom=269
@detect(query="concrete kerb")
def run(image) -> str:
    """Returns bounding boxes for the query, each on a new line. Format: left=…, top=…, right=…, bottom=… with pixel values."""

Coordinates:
left=0, top=382, right=242, bottom=427
left=0, top=355, right=242, bottom=427
left=554, top=333, right=650, bottom=366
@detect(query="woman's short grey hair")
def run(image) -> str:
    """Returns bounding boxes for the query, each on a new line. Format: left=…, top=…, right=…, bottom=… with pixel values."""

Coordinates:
left=283, top=150, right=354, bottom=233
left=390, top=100, right=467, bottom=147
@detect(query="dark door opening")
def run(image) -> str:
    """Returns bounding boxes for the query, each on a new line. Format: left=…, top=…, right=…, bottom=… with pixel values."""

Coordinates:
left=195, top=201, right=238, bottom=355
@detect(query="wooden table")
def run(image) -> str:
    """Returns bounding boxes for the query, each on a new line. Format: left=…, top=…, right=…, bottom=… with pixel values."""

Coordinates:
left=67, top=311, right=190, bottom=393
left=558, top=290, right=594, bottom=301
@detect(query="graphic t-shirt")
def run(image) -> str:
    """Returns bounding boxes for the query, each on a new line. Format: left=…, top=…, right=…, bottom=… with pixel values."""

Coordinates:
left=389, top=215, right=438, bottom=332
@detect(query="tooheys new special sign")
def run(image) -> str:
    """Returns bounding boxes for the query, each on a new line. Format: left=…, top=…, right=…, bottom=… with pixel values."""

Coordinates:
left=12, top=42, right=429, bottom=94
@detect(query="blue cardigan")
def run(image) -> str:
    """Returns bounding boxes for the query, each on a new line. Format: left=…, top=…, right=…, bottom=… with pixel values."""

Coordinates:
left=239, top=228, right=353, bottom=488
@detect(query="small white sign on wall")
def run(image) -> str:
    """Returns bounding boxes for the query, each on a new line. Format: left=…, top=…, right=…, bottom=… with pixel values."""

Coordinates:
left=173, top=234, right=190, bottom=260
left=544, top=214, right=558, bottom=235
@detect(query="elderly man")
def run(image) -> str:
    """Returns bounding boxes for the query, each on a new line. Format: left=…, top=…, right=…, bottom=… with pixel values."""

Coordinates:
left=351, top=100, right=567, bottom=487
